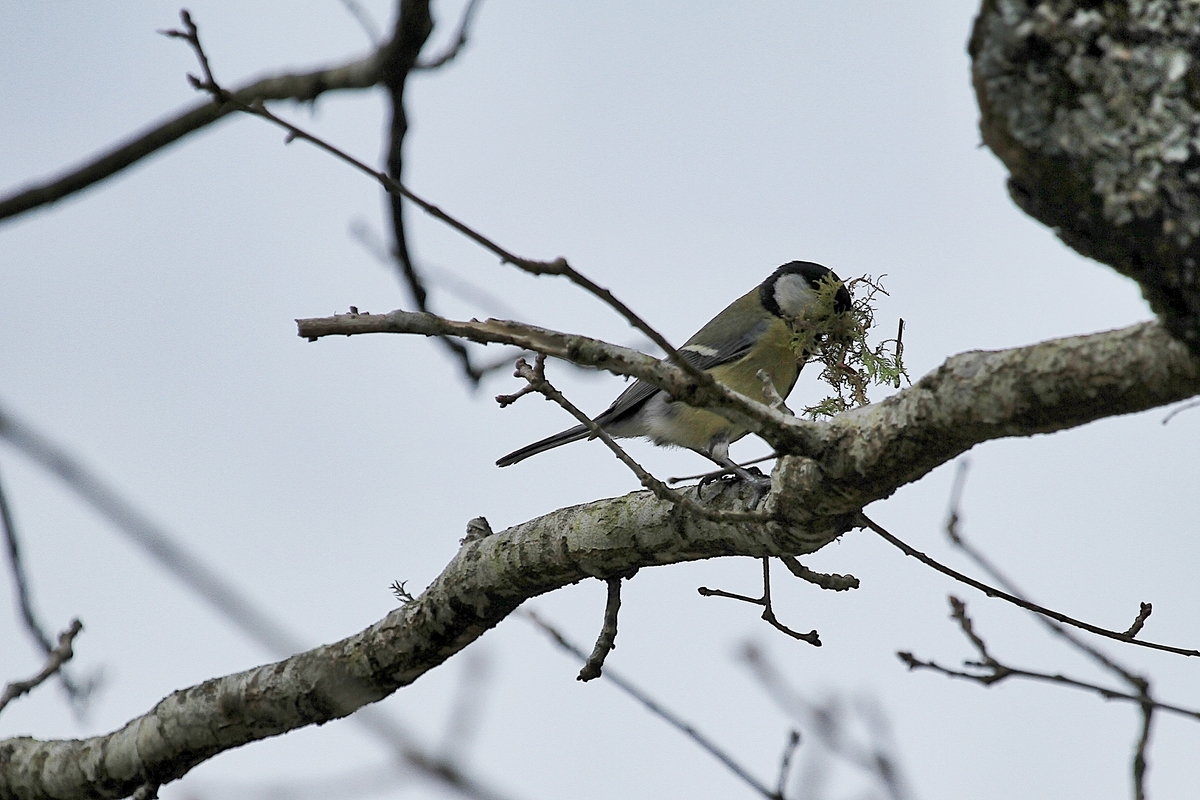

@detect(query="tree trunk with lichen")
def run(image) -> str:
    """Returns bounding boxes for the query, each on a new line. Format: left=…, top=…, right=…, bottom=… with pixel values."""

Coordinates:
left=970, top=0, right=1200, bottom=353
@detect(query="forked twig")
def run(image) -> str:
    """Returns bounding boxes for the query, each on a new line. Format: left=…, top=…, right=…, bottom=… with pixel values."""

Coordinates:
left=0, top=619, right=83, bottom=714
left=698, top=558, right=821, bottom=646
left=897, top=599, right=1200, bottom=721
left=938, top=464, right=1161, bottom=800
left=415, top=0, right=483, bottom=70
left=862, top=513, right=1200, bottom=658
left=0, top=464, right=97, bottom=707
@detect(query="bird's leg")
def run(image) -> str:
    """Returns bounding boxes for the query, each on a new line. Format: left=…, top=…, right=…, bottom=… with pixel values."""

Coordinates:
left=693, top=439, right=736, bottom=492
left=708, top=453, right=772, bottom=510
left=694, top=438, right=772, bottom=510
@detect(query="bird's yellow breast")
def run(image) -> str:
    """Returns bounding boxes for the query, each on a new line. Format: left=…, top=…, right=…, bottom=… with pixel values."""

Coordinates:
left=708, top=316, right=800, bottom=403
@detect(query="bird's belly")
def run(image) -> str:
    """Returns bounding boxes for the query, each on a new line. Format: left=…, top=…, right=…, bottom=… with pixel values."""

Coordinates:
left=606, top=392, right=743, bottom=451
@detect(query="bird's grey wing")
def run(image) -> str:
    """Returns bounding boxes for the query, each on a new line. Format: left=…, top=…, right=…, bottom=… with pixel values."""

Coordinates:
left=597, top=319, right=771, bottom=425
left=675, top=318, right=771, bottom=371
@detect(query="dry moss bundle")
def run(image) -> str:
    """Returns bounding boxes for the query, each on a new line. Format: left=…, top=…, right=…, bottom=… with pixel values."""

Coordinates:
left=792, top=274, right=908, bottom=420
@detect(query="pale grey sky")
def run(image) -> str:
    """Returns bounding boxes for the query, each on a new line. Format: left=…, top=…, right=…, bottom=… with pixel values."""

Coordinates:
left=1, top=2, right=1197, bottom=799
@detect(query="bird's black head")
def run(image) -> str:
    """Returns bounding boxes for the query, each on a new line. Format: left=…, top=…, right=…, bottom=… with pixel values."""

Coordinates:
left=760, top=260, right=852, bottom=320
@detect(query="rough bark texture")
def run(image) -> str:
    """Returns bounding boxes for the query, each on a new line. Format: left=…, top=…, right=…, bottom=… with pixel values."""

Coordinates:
left=774, top=320, right=1199, bottom=519
left=970, top=0, right=1200, bottom=354
left=3, top=320, right=1197, bottom=800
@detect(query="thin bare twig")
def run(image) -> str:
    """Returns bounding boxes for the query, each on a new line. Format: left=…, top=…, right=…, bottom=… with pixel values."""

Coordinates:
left=0, top=463, right=97, bottom=707
left=944, top=459, right=969, bottom=544
left=698, top=558, right=821, bottom=646
left=897, top=600, right=1200, bottom=722
left=415, top=0, right=483, bottom=69
left=377, top=1, right=492, bottom=385
left=0, top=47, right=386, bottom=223
left=940, top=466, right=1159, bottom=800
left=1, top=465, right=53, bottom=655
left=668, top=453, right=778, bottom=485
left=1133, top=703, right=1154, bottom=800
left=1124, top=603, right=1154, bottom=638
left=0, top=619, right=83, bottom=714
left=338, top=0, right=383, bottom=46
left=778, top=555, right=859, bottom=592
left=577, top=576, right=623, bottom=682
left=775, top=730, right=802, bottom=799
left=1161, top=397, right=1200, bottom=424
left=164, top=11, right=701, bottom=381
left=521, top=609, right=782, bottom=799
left=861, top=513, right=1200, bottom=658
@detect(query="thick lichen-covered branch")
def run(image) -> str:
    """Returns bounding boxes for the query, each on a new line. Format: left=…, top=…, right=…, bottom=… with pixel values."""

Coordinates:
left=4, top=319, right=1197, bottom=800
left=771, top=319, right=1199, bottom=520
left=0, top=484, right=830, bottom=800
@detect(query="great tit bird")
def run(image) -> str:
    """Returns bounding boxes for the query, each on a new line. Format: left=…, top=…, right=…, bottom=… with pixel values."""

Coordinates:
left=496, top=261, right=852, bottom=479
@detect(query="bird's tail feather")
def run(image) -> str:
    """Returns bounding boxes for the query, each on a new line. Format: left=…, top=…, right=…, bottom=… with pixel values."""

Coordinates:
left=496, top=424, right=591, bottom=467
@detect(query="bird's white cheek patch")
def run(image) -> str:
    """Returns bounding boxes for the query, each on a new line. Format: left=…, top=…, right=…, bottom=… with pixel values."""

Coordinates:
left=681, top=343, right=720, bottom=357
left=773, top=274, right=817, bottom=319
